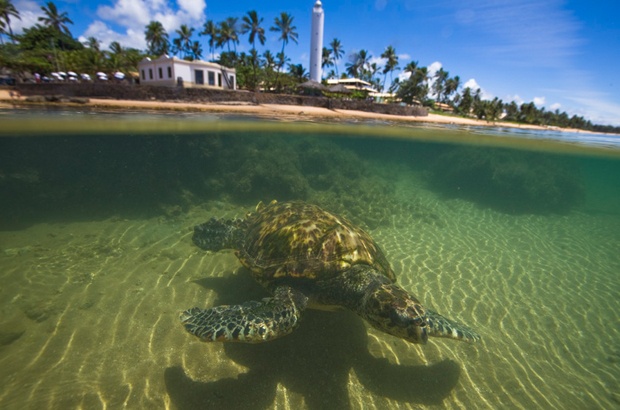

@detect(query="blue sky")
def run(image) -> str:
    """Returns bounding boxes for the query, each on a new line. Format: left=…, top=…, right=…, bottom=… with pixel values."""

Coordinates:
left=10, top=0, right=620, bottom=125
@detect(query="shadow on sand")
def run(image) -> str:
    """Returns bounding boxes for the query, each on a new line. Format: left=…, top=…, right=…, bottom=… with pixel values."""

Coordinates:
left=166, top=271, right=461, bottom=409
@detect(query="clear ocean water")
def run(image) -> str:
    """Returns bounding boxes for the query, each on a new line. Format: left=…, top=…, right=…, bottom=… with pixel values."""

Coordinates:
left=0, top=109, right=619, bottom=409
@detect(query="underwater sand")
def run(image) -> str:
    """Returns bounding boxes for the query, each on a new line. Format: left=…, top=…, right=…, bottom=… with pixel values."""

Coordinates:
left=1, top=171, right=619, bottom=409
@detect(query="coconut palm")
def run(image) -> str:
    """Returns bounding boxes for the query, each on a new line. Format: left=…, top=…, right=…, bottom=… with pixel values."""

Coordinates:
left=270, top=12, right=298, bottom=56
left=218, top=17, right=240, bottom=54
left=38, top=1, right=73, bottom=35
left=173, top=24, right=194, bottom=59
left=199, top=20, right=217, bottom=61
left=189, top=41, right=202, bottom=61
left=345, top=49, right=370, bottom=79
left=145, top=21, right=169, bottom=56
left=380, top=45, right=399, bottom=90
left=288, top=63, right=308, bottom=83
left=403, top=61, right=419, bottom=76
left=329, top=38, right=343, bottom=76
left=0, top=0, right=20, bottom=44
left=433, top=67, right=449, bottom=104
left=322, top=47, right=333, bottom=70
left=263, top=50, right=276, bottom=69
left=444, top=75, right=461, bottom=103
left=241, top=10, right=265, bottom=51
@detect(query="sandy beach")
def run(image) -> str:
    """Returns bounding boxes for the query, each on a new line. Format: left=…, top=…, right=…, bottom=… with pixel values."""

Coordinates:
left=0, top=89, right=596, bottom=134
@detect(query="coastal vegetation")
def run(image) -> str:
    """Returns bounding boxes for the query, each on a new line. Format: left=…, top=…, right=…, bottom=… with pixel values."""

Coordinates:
left=0, top=1, right=617, bottom=133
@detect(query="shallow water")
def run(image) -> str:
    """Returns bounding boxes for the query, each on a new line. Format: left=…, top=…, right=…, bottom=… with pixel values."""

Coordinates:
left=0, top=109, right=619, bottom=409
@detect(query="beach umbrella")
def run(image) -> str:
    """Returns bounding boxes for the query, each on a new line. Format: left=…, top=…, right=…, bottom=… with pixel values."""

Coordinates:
left=81, top=73, right=91, bottom=81
left=114, top=72, right=125, bottom=80
left=68, top=71, right=77, bottom=77
left=298, top=80, right=328, bottom=91
left=58, top=71, right=67, bottom=77
left=96, top=72, right=106, bottom=77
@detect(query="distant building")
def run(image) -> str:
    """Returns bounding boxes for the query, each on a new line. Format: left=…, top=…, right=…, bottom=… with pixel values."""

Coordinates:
left=326, top=78, right=377, bottom=93
left=309, top=1, right=324, bottom=82
left=138, top=55, right=236, bottom=90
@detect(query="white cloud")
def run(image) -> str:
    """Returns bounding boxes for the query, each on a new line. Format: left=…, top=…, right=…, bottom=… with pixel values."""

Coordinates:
left=80, top=21, right=146, bottom=50
left=427, top=61, right=442, bottom=77
left=550, top=103, right=562, bottom=111
left=11, top=0, right=43, bottom=34
left=398, top=53, right=411, bottom=61
left=463, top=78, right=494, bottom=100
left=506, top=94, right=524, bottom=105
left=565, top=93, right=620, bottom=126
left=98, top=0, right=152, bottom=28
left=178, top=0, right=207, bottom=16
left=533, top=96, right=546, bottom=106
left=89, top=0, right=207, bottom=51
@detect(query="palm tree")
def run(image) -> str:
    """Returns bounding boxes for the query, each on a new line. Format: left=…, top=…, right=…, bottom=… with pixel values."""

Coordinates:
left=433, top=68, right=449, bottom=104
left=218, top=17, right=240, bottom=53
left=38, top=1, right=73, bottom=35
left=0, top=0, right=20, bottom=44
left=84, top=36, right=100, bottom=52
left=189, top=41, right=202, bottom=61
left=403, top=61, right=419, bottom=76
left=345, top=49, right=370, bottom=79
left=270, top=12, right=298, bottom=56
left=329, top=38, right=344, bottom=76
left=241, top=10, right=265, bottom=51
left=288, top=63, right=308, bottom=83
left=173, top=24, right=194, bottom=59
left=322, top=47, right=333, bottom=70
left=380, top=45, right=399, bottom=90
left=106, top=41, right=124, bottom=71
left=444, top=75, right=461, bottom=103
left=263, top=50, right=276, bottom=69
left=199, top=20, right=218, bottom=61
left=145, top=21, right=169, bottom=56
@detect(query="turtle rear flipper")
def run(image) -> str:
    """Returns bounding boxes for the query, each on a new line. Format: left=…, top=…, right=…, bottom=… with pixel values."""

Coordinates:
left=425, top=309, right=481, bottom=343
left=192, top=218, right=244, bottom=251
left=180, top=286, right=308, bottom=343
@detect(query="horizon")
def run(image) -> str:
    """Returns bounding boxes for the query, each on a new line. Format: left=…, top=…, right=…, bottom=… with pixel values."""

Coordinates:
left=7, top=0, right=620, bottom=126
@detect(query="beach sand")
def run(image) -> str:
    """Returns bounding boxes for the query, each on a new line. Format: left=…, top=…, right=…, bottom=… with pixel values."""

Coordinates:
left=0, top=89, right=595, bottom=134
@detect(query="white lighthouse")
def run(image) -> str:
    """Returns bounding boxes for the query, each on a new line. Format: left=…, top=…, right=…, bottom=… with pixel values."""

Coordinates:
left=309, top=0, right=324, bottom=82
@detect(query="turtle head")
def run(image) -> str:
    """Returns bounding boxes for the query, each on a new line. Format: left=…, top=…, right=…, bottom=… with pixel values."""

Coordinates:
left=193, top=218, right=244, bottom=251
left=362, top=283, right=429, bottom=344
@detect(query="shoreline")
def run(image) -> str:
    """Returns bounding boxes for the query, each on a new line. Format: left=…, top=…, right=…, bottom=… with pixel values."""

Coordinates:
left=0, top=90, right=609, bottom=135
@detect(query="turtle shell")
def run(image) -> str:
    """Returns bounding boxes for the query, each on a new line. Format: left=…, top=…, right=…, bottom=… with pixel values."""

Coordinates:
left=236, top=201, right=396, bottom=283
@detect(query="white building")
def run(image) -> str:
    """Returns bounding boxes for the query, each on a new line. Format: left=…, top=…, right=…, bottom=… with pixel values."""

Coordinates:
left=138, top=55, right=236, bottom=90
left=309, top=1, right=324, bottom=82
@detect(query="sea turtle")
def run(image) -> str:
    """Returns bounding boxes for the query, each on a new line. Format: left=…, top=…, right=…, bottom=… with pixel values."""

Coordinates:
left=180, top=200, right=480, bottom=345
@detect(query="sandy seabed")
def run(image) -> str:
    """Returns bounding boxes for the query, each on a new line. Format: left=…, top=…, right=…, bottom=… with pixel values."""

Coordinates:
left=0, top=165, right=618, bottom=409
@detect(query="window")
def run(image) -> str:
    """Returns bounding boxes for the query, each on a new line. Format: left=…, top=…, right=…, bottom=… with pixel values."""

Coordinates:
left=141, top=69, right=145, bottom=80
left=158, top=67, right=163, bottom=79
left=217, top=73, right=221, bottom=87
left=208, top=71, right=215, bottom=86
left=167, top=66, right=172, bottom=78
left=148, top=69, right=153, bottom=80
left=195, top=69, right=204, bottom=85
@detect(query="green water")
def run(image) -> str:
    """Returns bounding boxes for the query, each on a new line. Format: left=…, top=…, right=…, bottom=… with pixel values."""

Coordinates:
left=0, top=110, right=619, bottom=409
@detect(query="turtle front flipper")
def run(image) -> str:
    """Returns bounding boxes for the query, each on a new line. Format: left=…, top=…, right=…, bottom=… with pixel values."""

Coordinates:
left=180, top=286, right=308, bottom=343
left=425, top=309, right=481, bottom=343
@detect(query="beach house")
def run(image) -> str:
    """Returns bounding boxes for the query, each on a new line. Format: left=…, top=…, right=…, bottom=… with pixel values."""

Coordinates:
left=138, top=55, right=236, bottom=90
